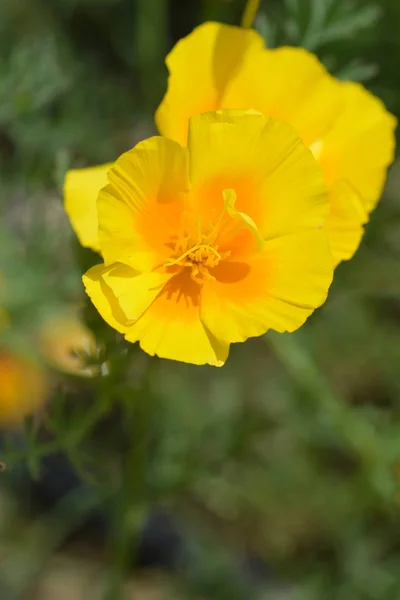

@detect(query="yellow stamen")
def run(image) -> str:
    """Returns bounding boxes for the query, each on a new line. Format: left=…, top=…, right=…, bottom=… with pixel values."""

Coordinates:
left=164, top=244, right=221, bottom=268
left=205, top=191, right=233, bottom=243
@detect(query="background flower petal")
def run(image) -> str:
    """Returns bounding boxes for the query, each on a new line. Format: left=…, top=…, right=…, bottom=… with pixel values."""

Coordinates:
left=223, top=47, right=342, bottom=147
left=64, top=163, right=112, bottom=252
left=318, top=81, right=397, bottom=214
left=155, top=21, right=264, bottom=145
left=325, top=180, right=368, bottom=266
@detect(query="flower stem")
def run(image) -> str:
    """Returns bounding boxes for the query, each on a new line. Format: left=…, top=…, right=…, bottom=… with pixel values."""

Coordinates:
left=241, top=0, right=260, bottom=28
left=102, top=360, right=155, bottom=599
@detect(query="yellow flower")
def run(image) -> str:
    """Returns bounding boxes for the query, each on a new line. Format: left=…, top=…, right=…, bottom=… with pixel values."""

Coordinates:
left=0, top=351, right=49, bottom=426
left=38, top=312, right=100, bottom=377
left=81, top=111, right=333, bottom=366
left=155, top=22, right=396, bottom=266
left=64, top=24, right=395, bottom=266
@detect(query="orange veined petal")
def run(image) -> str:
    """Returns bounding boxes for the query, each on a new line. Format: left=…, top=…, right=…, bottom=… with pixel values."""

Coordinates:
left=64, top=163, right=112, bottom=252
left=98, top=136, right=190, bottom=271
left=200, top=229, right=333, bottom=344
left=187, top=111, right=328, bottom=241
left=155, top=21, right=265, bottom=146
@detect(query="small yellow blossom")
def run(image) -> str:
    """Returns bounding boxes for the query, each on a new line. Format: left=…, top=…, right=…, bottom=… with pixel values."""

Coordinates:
left=38, top=312, right=100, bottom=377
left=0, top=351, right=49, bottom=425
left=155, top=22, right=396, bottom=266
left=80, top=111, right=333, bottom=366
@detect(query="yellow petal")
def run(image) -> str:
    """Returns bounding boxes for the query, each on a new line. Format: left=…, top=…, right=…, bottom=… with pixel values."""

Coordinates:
left=125, top=271, right=229, bottom=366
left=82, top=264, right=129, bottom=334
left=83, top=261, right=172, bottom=330
left=325, top=180, right=368, bottom=267
left=102, top=263, right=172, bottom=321
left=155, top=21, right=265, bottom=146
left=156, top=23, right=341, bottom=149
left=188, top=110, right=328, bottom=240
left=64, top=163, right=112, bottom=252
left=200, top=230, right=333, bottom=343
left=155, top=23, right=396, bottom=268
left=98, top=137, right=189, bottom=271
left=318, top=81, right=396, bottom=214
left=223, top=46, right=342, bottom=147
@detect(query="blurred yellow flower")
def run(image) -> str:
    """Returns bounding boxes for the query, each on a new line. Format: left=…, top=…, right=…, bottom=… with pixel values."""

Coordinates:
left=38, top=312, right=100, bottom=377
left=155, top=22, right=397, bottom=266
left=81, top=111, right=333, bottom=366
left=0, top=351, right=49, bottom=426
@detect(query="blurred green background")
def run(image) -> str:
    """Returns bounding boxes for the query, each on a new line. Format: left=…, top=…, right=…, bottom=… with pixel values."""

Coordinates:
left=2, top=0, right=400, bottom=598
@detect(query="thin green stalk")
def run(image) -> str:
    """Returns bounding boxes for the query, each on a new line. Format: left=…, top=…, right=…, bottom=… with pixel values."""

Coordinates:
left=63, top=386, right=112, bottom=450
left=135, top=0, right=168, bottom=110
left=101, top=365, right=154, bottom=599
left=2, top=440, right=60, bottom=469
left=241, top=0, right=260, bottom=28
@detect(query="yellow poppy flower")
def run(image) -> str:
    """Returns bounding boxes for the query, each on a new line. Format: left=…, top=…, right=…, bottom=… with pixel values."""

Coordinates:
left=82, top=111, right=333, bottom=366
left=155, top=22, right=396, bottom=266
left=0, top=351, right=49, bottom=426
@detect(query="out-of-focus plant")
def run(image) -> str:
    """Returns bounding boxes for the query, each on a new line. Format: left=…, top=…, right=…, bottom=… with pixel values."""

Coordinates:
left=0, top=1, right=399, bottom=599
left=255, top=0, right=381, bottom=82
left=0, top=351, right=49, bottom=426
left=38, top=311, right=101, bottom=377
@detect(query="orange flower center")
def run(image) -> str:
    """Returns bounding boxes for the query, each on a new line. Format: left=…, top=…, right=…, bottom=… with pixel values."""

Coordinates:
left=164, top=207, right=232, bottom=284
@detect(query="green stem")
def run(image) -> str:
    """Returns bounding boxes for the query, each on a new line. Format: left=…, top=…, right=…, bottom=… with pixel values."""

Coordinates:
left=63, top=386, right=111, bottom=450
left=135, top=0, right=168, bottom=110
left=102, top=361, right=154, bottom=599
left=241, top=0, right=260, bottom=28
left=2, top=440, right=60, bottom=469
